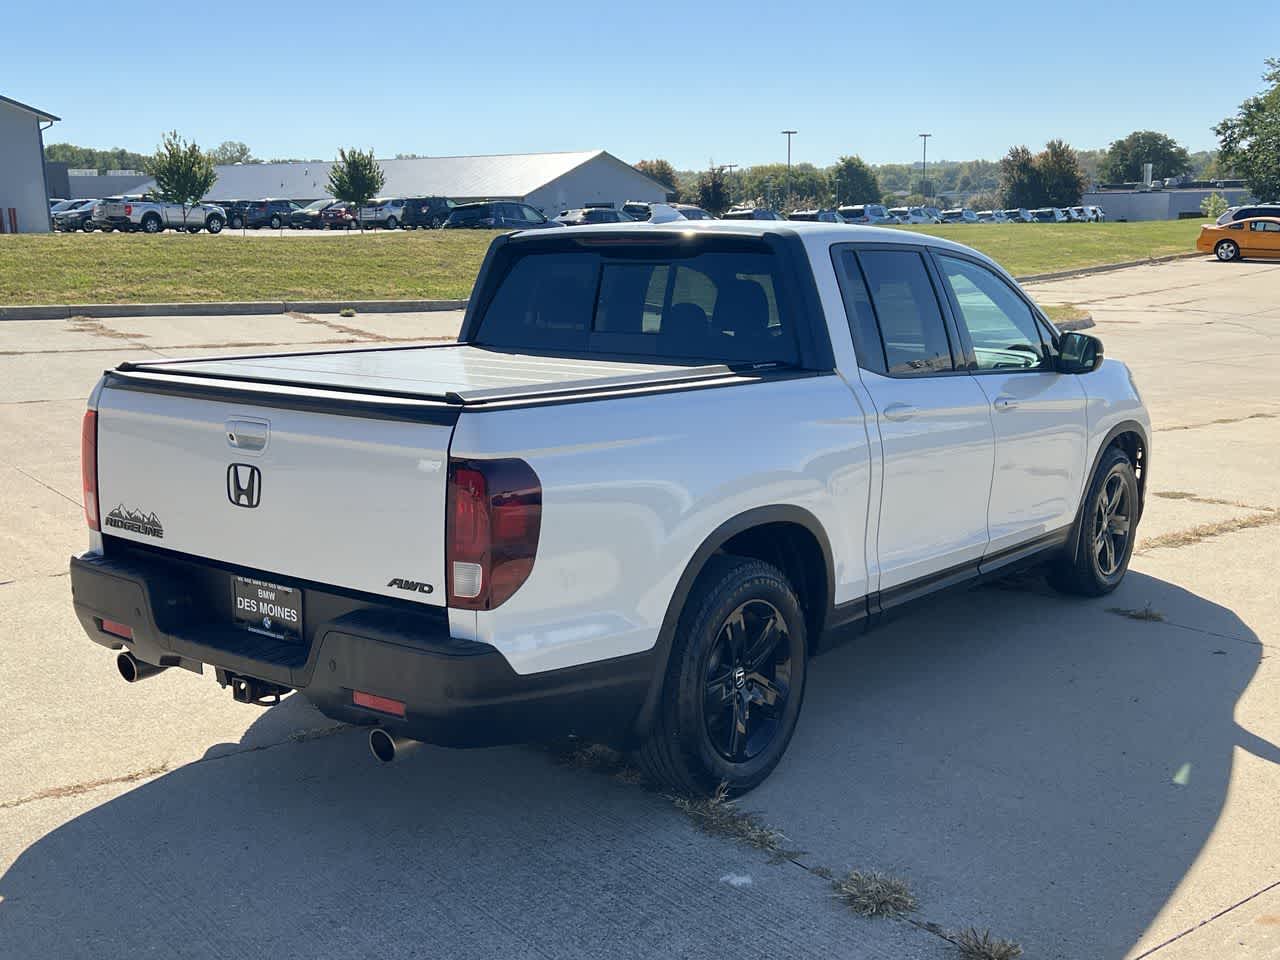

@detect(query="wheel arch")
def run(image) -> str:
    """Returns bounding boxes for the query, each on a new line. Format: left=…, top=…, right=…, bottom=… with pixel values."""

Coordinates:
left=1069, top=419, right=1149, bottom=563
left=630, top=505, right=835, bottom=742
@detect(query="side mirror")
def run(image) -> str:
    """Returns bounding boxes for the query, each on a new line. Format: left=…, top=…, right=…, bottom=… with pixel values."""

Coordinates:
left=1056, top=332, right=1104, bottom=374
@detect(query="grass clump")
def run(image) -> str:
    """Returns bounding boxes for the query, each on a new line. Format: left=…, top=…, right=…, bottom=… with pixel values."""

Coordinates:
left=1107, top=603, right=1165, bottom=622
left=338, top=307, right=357, bottom=317
left=831, top=869, right=917, bottom=918
left=672, top=782, right=795, bottom=857
left=955, top=927, right=1023, bottom=960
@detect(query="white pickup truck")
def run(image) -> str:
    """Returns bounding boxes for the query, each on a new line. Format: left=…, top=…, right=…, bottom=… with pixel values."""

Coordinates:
left=92, top=196, right=226, bottom=234
left=71, top=222, right=1149, bottom=794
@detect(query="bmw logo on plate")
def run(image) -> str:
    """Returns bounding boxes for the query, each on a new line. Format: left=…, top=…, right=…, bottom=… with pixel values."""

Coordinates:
left=262, top=616, right=273, bottom=630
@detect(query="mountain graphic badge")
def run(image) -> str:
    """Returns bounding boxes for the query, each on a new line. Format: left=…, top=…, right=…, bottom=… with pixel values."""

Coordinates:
left=104, top=504, right=165, bottom=539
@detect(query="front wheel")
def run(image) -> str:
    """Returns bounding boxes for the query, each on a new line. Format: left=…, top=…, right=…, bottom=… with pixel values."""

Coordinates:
left=1049, top=444, right=1139, bottom=596
left=270, top=215, right=282, bottom=229
left=1215, top=239, right=1240, bottom=262
left=205, top=215, right=224, bottom=234
left=230, top=216, right=244, bottom=229
left=385, top=216, right=398, bottom=230
left=637, top=556, right=807, bottom=796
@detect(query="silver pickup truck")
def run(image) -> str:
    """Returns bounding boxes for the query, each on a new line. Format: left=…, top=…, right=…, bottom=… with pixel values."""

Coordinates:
left=93, top=197, right=226, bottom=234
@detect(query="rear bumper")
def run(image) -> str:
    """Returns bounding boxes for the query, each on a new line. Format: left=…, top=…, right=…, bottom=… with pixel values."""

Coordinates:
left=69, top=546, right=652, bottom=748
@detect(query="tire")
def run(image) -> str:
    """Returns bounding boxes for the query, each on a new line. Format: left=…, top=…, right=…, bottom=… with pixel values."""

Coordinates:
left=429, top=215, right=444, bottom=229
left=1049, top=444, right=1139, bottom=597
left=270, top=215, right=282, bottom=229
left=141, top=213, right=163, bottom=234
left=637, top=556, right=808, bottom=797
left=205, top=215, right=224, bottom=234
left=230, top=216, right=244, bottom=230
left=385, top=216, right=398, bottom=230
left=187, top=225, right=201, bottom=234
left=1215, top=239, right=1240, bottom=262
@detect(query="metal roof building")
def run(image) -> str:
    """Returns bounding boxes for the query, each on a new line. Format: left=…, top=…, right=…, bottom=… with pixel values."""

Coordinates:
left=114, top=149, right=670, bottom=214
left=0, top=93, right=59, bottom=233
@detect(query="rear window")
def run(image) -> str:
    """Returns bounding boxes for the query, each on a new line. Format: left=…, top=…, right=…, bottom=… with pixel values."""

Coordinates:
left=473, top=245, right=800, bottom=365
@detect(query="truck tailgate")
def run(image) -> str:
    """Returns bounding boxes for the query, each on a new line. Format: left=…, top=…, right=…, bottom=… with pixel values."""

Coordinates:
left=95, top=382, right=451, bottom=606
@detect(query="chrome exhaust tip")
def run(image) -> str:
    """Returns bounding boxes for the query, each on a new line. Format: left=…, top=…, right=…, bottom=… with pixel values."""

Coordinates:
left=368, top=727, right=413, bottom=763
left=116, top=650, right=166, bottom=683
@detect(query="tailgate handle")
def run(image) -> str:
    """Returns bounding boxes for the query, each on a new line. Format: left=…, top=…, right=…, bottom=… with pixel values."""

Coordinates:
left=226, top=418, right=269, bottom=453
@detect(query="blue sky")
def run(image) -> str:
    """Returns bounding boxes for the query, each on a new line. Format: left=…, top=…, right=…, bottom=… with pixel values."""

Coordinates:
left=8, top=0, right=1277, bottom=168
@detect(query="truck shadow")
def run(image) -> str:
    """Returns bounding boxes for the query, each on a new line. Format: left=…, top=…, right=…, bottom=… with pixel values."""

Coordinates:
left=755, top=569, right=1278, bottom=958
left=0, top=572, right=1271, bottom=959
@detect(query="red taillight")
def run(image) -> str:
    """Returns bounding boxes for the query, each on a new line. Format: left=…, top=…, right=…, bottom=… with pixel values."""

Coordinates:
left=124, top=204, right=132, bottom=216
left=353, top=690, right=406, bottom=717
left=81, top=409, right=99, bottom=530
left=100, top=619, right=132, bottom=640
left=446, top=458, right=541, bottom=610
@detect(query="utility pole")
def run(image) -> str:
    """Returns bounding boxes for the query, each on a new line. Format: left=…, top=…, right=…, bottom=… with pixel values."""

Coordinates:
left=781, top=130, right=797, bottom=209
left=722, top=163, right=738, bottom=207
left=919, top=132, right=932, bottom=201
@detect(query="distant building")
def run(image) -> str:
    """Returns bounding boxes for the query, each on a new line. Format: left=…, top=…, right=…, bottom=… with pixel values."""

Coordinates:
left=106, top=149, right=669, bottom=214
left=0, top=94, right=59, bottom=233
left=1083, top=183, right=1252, bottom=222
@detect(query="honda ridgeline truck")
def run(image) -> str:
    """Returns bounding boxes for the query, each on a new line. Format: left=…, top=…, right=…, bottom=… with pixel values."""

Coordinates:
left=70, top=221, right=1149, bottom=794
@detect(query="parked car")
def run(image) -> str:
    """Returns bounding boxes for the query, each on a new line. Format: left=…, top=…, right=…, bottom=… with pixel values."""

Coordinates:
left=722, top=208, right=785, bottom=220
left=50, top=198, right=90, bottom=215
left=838, top=204, right=897, bottom=225
left=1031, top=208, right=1068, bottom=223
left=1215, top=204, right=1280, bottom=226
left=940, top=208, right=981, bottom=224
left=400, top=196, right=457, bottom=230
left=357, top=198, right=408, bottom=229
left=889, top=206, right=940, bottom=225
left=1060, top=207, right=1084, bottom=223
left=1086, top=205, right=1107, bottom=222
left=71, top=220, right=1148, bottom=795
left=791, top=209, right=848, bottom=223
left=92, top=196, right=226, bottom=233
left=1197, top=216, right=1280, bottom=261
left=1002, top=208, right=1034, bottom=223
left=976, top=210, right=1010, bottom=224
left=670, top=203, right=715, bottom=220
left=622, top=201, right=653, bottom=220
left=1068, top=206, right=1092, bottom=223
left=288, top=199, right=338, bottom=229
left=234, top=199, right=303, bottom=230
left=320, top=201, right=358, bottom=230
left=555, top=207, right=637, bottom=225
left=443, top=201, right=562, bottom=229
left=53, top=199, right=101, bottom=232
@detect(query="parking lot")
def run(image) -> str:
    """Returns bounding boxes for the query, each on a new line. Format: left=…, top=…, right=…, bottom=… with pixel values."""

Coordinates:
left=1, top=256, right=1277, bottom=959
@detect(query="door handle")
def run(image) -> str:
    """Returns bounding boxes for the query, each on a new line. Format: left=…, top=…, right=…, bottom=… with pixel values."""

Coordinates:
left=993, top=396, right=1019, bottom=411
left=882, top=402, right=917, bottom=422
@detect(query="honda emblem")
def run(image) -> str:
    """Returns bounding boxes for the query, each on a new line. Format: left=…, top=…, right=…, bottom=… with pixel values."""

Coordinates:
left=227, top=463, right=262, bottom=508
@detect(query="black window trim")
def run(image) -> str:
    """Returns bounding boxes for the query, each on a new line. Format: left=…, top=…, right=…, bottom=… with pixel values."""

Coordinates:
left=927, top=248, right=1054, bottom=376
left=829, top=241, right=968, bottom=380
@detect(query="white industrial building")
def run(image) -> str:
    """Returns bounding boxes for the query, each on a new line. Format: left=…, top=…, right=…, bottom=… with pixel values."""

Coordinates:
left=103, top=149, right=670, bottom=214
left=0, top=94, right=59, bottom=233
left=1083, top=184, right=1253, bottom=222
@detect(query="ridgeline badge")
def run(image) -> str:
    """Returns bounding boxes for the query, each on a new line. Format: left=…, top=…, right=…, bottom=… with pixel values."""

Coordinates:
left=104, top=505, right=164, bottom=539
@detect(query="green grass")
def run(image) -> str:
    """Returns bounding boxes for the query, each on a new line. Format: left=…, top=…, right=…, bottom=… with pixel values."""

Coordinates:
left=891, top=219, right=1206, bottom=277
left=1040, top=303, right=1089, bottom=324
left=0, top=231, right=497, bottom=305
left=0, top=220, right=1208, bottom=305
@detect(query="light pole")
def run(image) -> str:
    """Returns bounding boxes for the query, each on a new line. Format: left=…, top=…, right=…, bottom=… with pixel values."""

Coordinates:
left=722, top=163, right=738, bottom=207
left=919, top=132, right=932, bottom=202
left=781, top=130, right=797, bottom=208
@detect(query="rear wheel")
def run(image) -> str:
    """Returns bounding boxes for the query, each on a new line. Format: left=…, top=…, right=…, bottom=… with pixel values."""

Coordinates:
left=637, top=556, right=807, bottom=796
left=230, top=215, right=244, bottom=229
left=1215, top=239, right=1240, bottom=262
left=385, top=215, right=398, bottom=230
left=429, top=214, right=444, bottom=229
left=269, top=214, right=282, bottom=229
left=141, top=213, right=163, bottom=234
left=1049, top=444, right=1139, bottom=596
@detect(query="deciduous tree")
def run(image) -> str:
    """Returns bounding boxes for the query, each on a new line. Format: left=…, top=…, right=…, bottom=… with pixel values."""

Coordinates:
left=1214, top=59, right=1280, bottom=203
left=999, top=145, right=1041, bottom=208
left=1036, top=139, right=1087, bottom=206
left=207, top=140, right=254, bottom=165
left=146, top=130, right=217, bottom=228
left=1100, top=130, right=1191, bottom=183
left=634, top=159, right=679, bottom=197
left=327, top=148, right=386, bottom=230
left=830, top=155, right=880, bottom=206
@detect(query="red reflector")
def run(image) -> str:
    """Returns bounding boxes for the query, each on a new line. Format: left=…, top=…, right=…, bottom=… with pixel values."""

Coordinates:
left=81, top=409, right=100, bottom=531
left=353, top=690, right=406, bottom=717
left=101, top=619, right=132, bottom=640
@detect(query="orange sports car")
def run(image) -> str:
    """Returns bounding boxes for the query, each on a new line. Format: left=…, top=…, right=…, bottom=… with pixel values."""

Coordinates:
left=1197, top=216, right=1280, bottom=261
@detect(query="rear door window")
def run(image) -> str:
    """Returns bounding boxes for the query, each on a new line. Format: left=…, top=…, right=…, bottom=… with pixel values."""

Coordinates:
left=474, top=245, right=799, bottom=365
left=855, top=250, right=954, bottom=376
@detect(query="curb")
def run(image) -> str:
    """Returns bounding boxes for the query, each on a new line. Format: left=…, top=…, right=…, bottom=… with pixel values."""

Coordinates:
left=1017, top=251, right=1202, bottom=284
left=1054, top=315, right=1095, bottom=332
left=0, top=299, right=468, bottom=322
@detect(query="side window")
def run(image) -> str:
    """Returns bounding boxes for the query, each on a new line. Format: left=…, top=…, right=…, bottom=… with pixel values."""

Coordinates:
left=1228, top=222, right=1244, bottom=230
left=520, top=205, right=544, bottom=223
left=937, top=255, right=1046, bottom=371
left=856, top=250, right=954, bottom=376
left=832, top=249, right=887, bottom=374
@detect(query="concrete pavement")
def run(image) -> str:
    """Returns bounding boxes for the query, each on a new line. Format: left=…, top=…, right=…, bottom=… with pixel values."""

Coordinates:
left=1, top=258, right=1277, bottom=958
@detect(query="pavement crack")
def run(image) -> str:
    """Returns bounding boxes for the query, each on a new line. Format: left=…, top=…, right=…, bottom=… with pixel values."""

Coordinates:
left=1137, top=511, right=1280, bottom=553
left=9, top=465, right=82, bottom=508
left=1156, top=412, right=1278, bottom=432
left=1131, top=878, right=1280, bottom=959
